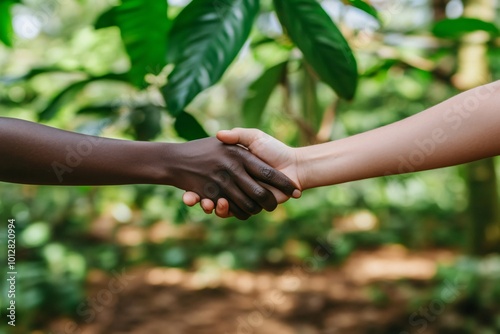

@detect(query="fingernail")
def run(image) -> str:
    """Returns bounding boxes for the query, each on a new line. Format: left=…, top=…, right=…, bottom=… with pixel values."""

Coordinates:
left=292, top=189, right=302, bottom=198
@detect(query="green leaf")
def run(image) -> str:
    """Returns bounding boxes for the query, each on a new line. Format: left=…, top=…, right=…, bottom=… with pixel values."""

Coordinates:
left=77, top=104, right=118, bottom=116
left=273, top=0, right=358, bottom=99
left=39, top=73, right=128, bottom=121
left=243, top=61, right=287, bottom=128
left=251, top=36, right=278, bottom=49
left=432, top=18, right=500, bottom=39
left=94, top=7, right=117, bottom=30
left=0, top=67, right=68, bottom=84
left=39, top=81, right=91, bottom=121
left=361, top=58, right=399, bottom=78
left=0, top=0, right=14, bottom=47
left=174, top=111, right=209, bottom=141
left=113, top=0, right=169, bottom=88
left=301, top=64, right=322, bottom=130
left=347, top=0, right=379, bottom=22
left=163, top=0, right=260, bottom=116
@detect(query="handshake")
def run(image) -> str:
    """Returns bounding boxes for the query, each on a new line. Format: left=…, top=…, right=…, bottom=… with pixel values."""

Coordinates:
left=180, top=128, right=304, bottom=220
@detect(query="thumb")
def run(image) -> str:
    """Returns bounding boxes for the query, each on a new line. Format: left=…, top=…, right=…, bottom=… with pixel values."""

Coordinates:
left=217, top=128, right=263, bottom=148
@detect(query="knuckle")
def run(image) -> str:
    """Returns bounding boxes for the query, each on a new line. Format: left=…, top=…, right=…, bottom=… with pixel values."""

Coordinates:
left=203, top=182, right=221, bottom=199
left=217, top=162, right=238, bottom=174
left=253, top=187, right=269, bottom=201
left=226, top=145, right=241, bottom=156
left=260, top=167, right=275, bottom=180
left=216, top=171, right=231, bottom=184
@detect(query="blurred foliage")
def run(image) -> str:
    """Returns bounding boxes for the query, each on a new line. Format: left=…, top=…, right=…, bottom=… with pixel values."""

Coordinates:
left=0, top=0, right=499, bottom=333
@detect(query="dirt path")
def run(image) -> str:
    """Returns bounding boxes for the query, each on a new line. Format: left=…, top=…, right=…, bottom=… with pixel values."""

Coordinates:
left=48, top=246, right=457, bottom=334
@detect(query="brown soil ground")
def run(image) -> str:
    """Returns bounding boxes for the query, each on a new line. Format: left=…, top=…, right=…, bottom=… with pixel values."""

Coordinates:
left=48, top=246, right=459, bottom=334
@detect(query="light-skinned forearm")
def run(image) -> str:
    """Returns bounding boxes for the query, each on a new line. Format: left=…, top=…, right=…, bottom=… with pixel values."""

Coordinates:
left=296, top=80, right=500, bottom=189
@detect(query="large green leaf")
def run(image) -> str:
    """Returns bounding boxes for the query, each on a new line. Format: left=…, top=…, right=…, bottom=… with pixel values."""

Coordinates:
left=242, top=61, right=287, bottom=128
left=163, top=0, right=259, bottom=116
left=0, top=0, right=14, bottom=47
left=97, top=0, right=169, bottom=88
left=174, top=111, right=209, bottom=140
left=39, top=74, right=129, bottom=121
left=432, top=18, right=499, bottom=39
left=273, top=0, right=358, bottom=99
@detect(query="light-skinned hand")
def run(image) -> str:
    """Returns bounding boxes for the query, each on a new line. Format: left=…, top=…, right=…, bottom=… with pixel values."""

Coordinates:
left=183, top=128, right=303, bottom=218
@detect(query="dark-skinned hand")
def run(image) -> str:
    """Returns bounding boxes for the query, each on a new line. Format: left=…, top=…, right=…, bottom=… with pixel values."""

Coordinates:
left=166, top=138, right=299, bottom=220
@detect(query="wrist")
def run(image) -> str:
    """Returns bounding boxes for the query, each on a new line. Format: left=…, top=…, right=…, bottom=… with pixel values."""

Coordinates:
left=294, top=142, right=345, bottom=190
left=294, top=147, right=312, bottom=190
left=155, top=142, right=184, bottom=187
left=126, top=142, right=172, bottom=185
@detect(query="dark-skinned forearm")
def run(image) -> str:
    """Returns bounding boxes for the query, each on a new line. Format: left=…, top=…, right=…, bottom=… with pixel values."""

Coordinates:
left=0, top=117, right=299, bottom=219
left=0, top=117, right=169, bottom=185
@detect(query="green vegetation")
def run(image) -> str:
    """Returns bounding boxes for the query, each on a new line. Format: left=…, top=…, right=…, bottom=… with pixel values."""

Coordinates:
left=0, top=0, right=499, bottom=333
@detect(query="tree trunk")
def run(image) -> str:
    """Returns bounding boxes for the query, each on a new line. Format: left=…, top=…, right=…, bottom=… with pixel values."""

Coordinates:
left=454, top=0, right=500, bottom=255
left=466, top=159, right=499, bottom=254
